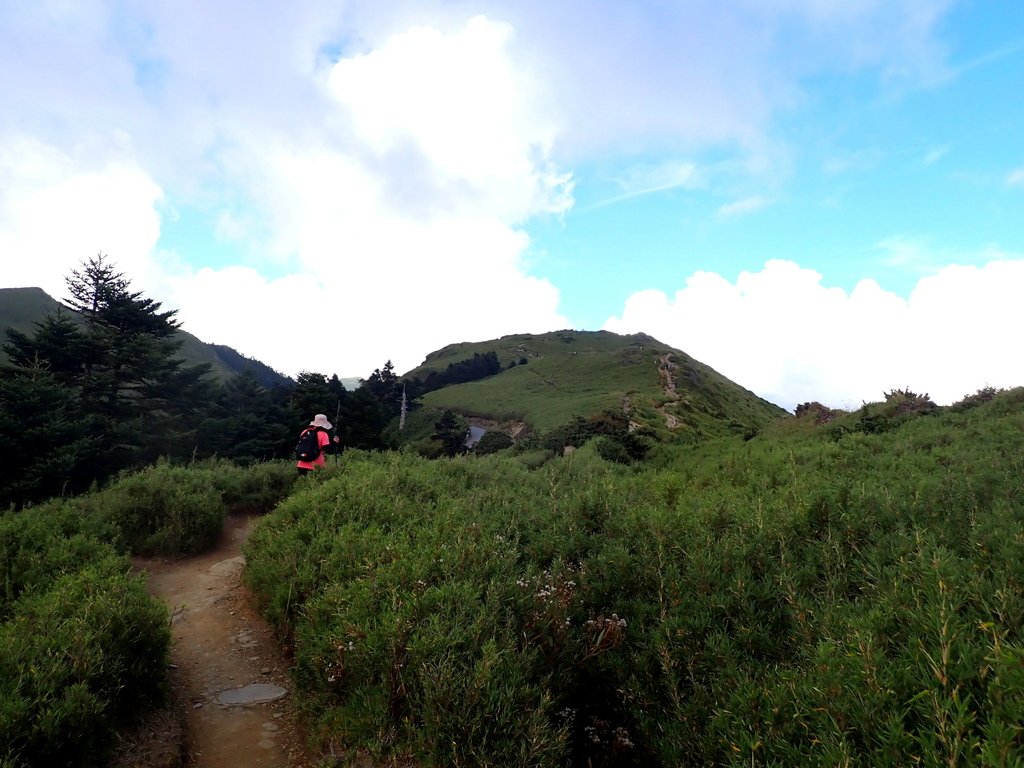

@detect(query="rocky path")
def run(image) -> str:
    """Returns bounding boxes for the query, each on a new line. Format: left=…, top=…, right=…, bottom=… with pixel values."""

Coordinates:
left=656, top=354, right=682, bottom=429
left=120, top=513, right=319, bottom=768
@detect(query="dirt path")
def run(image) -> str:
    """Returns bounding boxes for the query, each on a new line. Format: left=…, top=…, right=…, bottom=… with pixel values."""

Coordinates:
left=656, top=354, right=682, bottom=430
left=121, top=513, right=319, bottom=768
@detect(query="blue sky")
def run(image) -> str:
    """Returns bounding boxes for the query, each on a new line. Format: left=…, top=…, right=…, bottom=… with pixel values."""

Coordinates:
left=1, top=0, right=1022, bottom=409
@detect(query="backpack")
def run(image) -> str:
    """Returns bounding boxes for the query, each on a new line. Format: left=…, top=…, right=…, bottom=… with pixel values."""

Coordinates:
left=295, top=428, right=322, bottom=462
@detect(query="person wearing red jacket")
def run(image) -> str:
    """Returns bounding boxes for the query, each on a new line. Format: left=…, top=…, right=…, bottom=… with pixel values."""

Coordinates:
left=296, top=413, right=340, bottom=475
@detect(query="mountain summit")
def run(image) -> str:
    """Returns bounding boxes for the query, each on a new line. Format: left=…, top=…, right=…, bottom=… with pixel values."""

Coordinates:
left=403, top=329, right=786, bottom=440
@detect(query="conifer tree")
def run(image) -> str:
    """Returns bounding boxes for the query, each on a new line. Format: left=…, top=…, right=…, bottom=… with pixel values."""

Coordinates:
left=363, top=360, right=402, bottom=418
left=59, top=254, right=213, bottom=469
left=0, top=361, right=92, bottom=507
left=432, top=409, right=468, bottom=456
left=196, top=370, right=292, bottom=460
left=342, top=386, right=390, bottom=450
left=289, top=371, right=334, bottom=427
left=1, top=255, right=215, bottom=499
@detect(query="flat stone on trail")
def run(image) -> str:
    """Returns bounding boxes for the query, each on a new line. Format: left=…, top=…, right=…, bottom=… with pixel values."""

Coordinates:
left=217, top=683, right=288, bottom=706
left=209, top=555, right=246, bottom=577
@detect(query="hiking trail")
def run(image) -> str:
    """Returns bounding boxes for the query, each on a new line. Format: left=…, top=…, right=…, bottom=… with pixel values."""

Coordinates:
left=118, top=513, right=319, bottom=768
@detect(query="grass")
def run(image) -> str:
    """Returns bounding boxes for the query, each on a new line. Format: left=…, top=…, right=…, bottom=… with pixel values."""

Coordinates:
left=412, top=330, right=784, bottom=437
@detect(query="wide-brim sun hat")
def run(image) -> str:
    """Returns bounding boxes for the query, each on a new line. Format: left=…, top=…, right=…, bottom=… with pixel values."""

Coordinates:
left=310, top=414, right=333, bottom=429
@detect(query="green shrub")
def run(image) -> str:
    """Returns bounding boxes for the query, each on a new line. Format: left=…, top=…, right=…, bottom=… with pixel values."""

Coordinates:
left=0, top=503, right=119, bottom=620
left=244, top=397, right=1024, bottom=766
left=474, top=430, right=513, bottom=455
left=0, top=562, right=169, bottom=768
left=198, top=459, right=298, bottom=514
left=0, top=458, right=298, bottom=765
left=73, top=460, right=226, bottom=555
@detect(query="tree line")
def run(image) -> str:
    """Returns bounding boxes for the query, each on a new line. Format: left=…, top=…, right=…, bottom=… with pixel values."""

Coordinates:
left=404, top=350, right=503, bottom=399
left=0, top=255, right=403, bottom=509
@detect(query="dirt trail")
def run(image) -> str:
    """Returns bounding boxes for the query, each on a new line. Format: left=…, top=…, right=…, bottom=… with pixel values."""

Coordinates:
left=656, top=354, right=681, bottom=430
left=123, top=513, right=318, bottom=768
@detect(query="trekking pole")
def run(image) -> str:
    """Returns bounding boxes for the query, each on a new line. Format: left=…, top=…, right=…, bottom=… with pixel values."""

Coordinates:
left=334, top=398, right=342, bottom=466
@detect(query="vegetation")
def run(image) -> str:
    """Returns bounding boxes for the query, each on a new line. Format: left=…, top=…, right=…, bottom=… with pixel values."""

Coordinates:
left=409, top=330, right=784, bottom=437
left=0, top=286, right=290, bottom=387
left=0, top=458, right=298, bottom=767
left=0, top=258, right=407, bottom=508
left=1, top=264, right=783, bottom=508
left=5, top=258, right=1024, bottom=766
left=405, top=350, right=503, bottom=399
left=243, top=389, right=1024, bottom=766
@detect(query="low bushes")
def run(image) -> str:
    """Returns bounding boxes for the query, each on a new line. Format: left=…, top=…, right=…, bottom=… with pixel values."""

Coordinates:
left=0, top=506, right=169, bottom=768
left=0, top=458, right=297, bottom=766
left=245, top=394, right=1024, bottom=766
left=70, top=458, right=298, bottom=556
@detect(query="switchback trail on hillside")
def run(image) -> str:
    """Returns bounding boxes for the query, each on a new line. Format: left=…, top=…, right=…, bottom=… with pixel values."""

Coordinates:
left=119, top=513, right=320, bottom=768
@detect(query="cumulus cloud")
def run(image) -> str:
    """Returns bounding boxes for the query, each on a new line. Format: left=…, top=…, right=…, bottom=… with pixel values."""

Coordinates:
left=161, top=15, right=572, bottom=376
left=326, top=16, right=572, bottom=223
left=603, top=257, right=1024, bottom=410
left=0, top=0, right=971, bottom=385
left=0, top=136, right=164, bottom=298
left=0, top=10, right=571, bottom=378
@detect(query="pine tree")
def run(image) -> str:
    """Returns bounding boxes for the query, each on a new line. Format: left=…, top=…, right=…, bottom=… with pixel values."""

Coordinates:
left=196, top=370, right=291, bottom=461
left=290, top=371, right=334, bottom=427
left=342, top=386, right=389, bottom=450
left=0, top=361, right=93, bottom=507
left=363, top=360, right=402, bottom=418
left=2, top=309, right=89, bottom=387
left=2, top=255, right=216, bottom=498
left=59, top=254, right=213, bottom=470
left=432, top=409, right=468, bottom=457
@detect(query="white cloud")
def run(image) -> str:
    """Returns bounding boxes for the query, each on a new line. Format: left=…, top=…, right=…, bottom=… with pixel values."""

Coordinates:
left=0, top=135, right=164, bottom=298
left=0, top=0, right=971, bottom=386
left=0, top=12, right=571, bottom=379
left=875, top=235, right=939, bottom=271
left=1008, top=167, right=1024, bottom=187
left=584, top=159, right=703, bottom=211
left=738, top=0, right=956, bottom=84
left=159, top=16, right=572, bottom=377
left=716, top=195, right=772, bottom=219
left=604, top=256, right=1024, bottom=410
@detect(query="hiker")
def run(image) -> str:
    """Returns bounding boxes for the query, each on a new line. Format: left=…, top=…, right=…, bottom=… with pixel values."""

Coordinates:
left=295, top=413, right=340, bottom=475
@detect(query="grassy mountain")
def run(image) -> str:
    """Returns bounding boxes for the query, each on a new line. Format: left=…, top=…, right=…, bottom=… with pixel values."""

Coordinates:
left=402, top=329, right=787, bottom=439
left=0, top=287, right=291, bottom=388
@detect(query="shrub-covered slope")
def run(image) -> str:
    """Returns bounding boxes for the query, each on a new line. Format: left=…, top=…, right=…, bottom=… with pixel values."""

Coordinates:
left=0, top=459, right=299, bottom=767
left=246, top=388, right=1024, bottom=767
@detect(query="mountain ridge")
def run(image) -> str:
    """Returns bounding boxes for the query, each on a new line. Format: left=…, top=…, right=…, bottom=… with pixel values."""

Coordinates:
left=0, top=286, right=292, bottom=389
left=401, top=328, right=787, bottom=439
left=3, top=288, right=789, bottom=440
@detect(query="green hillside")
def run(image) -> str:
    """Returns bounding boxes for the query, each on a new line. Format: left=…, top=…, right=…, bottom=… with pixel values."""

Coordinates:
left=0, top=287, right=291, bottom=388
left=243, top=388, right=1024, bottom=767
left=404, top=329, right=786, bottom=437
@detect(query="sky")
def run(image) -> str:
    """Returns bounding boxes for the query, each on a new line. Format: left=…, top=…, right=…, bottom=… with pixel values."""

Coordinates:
left=1, top=0, right=1022, bottom=411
